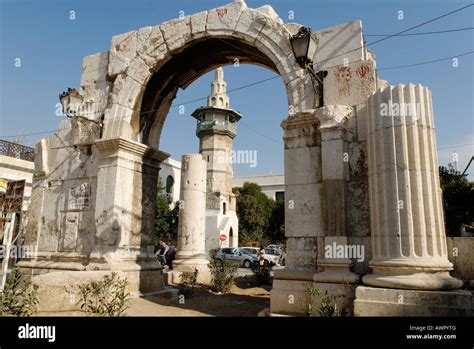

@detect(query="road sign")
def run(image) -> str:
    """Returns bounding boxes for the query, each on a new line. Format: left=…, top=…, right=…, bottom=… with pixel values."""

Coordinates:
left=219, top=234, right=227, bottom=241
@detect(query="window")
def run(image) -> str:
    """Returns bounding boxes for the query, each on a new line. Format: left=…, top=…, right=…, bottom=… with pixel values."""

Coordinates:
left=275, top=191, right=285, bottom=201
left=223, top=202, right=227, bottom=215
left=165, top=175, right=174, bottom=194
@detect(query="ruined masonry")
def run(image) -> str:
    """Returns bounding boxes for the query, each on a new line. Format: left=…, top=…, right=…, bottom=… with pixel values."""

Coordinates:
left=20, top=0, right=471, bottom=315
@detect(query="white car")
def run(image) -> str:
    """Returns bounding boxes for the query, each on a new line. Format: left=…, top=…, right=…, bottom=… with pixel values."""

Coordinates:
left=240, top=247, right=279, bottom=265
left=264, top=248, right=281, bottom=265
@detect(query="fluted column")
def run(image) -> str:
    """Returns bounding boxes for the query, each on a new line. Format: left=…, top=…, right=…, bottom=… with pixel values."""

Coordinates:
left=364, top=84, right=462, bottom=290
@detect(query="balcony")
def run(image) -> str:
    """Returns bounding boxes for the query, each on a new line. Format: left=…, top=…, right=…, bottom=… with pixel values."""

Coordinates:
left=0, top=140, right=34, bottom=162
left=196, top=120, right=237, bottom=136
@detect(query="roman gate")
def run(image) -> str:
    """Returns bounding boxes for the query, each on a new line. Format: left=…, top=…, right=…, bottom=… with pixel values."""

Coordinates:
left=19, top=0, right=468, bottom=315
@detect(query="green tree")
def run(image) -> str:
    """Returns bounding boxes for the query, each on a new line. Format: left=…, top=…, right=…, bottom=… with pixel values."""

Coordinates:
left=268, top=198, right=285, bottom=242
left=233, top=182, right=284, bottom=245
left=439, top=166, right=474, bottom=236
left=154, top=179, right=179, bottom=244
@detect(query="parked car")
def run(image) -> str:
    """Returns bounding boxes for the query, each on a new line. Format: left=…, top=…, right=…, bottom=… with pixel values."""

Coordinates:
left=240, top=247, right=259, bottom=257
left=240, top=246, right=280, bottom=265
left=266, top=244, right=284, bottom=252
left=264, top=249, right=281, bottom=265
left=214, top=248, right=258, bottom=268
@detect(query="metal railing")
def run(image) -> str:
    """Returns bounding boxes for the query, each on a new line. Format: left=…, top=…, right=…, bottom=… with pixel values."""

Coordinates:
left=197, top=120, right=237, bottom=135
left=0, top=140, right=34, bottom=162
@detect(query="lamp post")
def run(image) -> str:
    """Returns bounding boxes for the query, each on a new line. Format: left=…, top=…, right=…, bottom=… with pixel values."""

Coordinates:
left=59, top=88, right=102, bottom=126
left=289, top=27, right=326, bottom=107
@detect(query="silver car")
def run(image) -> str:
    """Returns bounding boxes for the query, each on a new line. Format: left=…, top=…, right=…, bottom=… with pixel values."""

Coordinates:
left=214, top=248, right=258, bottom=268
left=240, top=247, right=280, bottom=265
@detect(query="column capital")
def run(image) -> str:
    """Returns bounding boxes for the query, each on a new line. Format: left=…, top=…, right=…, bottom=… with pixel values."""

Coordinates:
left=281, top=112, right=320, bottom=148
left=314, top=105, right=353, bottom=131
left=95, top=137, right=170, bottom=162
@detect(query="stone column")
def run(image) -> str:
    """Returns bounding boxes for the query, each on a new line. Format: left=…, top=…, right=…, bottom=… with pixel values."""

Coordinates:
left=271, top=112, right=323, bottom=314
left=364, top=84, right=462, bottom=290
left=313, top=106, right=360, bottom=285
left=173, top=154, right=210, bottom=281
left=91, top=137, right=169, bottom=294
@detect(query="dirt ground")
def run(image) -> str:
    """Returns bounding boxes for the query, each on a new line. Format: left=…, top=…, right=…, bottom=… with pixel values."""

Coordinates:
left=37, top=275, right=271, bottom=317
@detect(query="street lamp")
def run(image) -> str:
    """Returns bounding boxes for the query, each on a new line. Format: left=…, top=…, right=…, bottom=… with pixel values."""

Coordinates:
left=289, top=26, right=326, bottom=107
left=59, top=88, right=102, bottom=126
left=59, top=88, right=83, bottom=117
left=290, top=26, right=317, bottom=68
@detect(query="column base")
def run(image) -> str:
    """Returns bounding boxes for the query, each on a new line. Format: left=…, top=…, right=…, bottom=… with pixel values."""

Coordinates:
left=18, top=252, right=166, bottom=309
left=314, top=259, right=360, bottom=284
left=362, top=271, right=463, bottom=290
left=172, top=257, right=210, bottom=284
left=270, top=268, right=316, bottom=315
left=312, top=282, right=357, bottom=316
left=18, top=263, right=165, bottom=313
left=355, top=286, right=474, bottom=316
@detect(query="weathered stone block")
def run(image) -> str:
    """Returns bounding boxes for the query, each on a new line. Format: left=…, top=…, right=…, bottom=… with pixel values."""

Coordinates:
left=233, top=8, right=265, bottom=43
left=191, top=11, right=207, bottom=37
left=109, top=30, right=138, bottom=77
left=160, top=16, right=192, bottom=52
left=447, top=237, right=474, bottom=281
left=312, top=21, right=365, bottom=70
left=206, top=2, right=246, bottom=34
left=284, top=145, right=321, bottom=185
left=324, top=60, right=376, bottom=106
left=137, top=25, right=168, bottom=69
left=271, top=279, right=313, bottom=315
left=285, top=183, right=325, bottom=238
left=80, top=51, right=109, bottom=86
left=285, top=237, right=318, bottom=269
left=355, top=286, right=474, bottom=316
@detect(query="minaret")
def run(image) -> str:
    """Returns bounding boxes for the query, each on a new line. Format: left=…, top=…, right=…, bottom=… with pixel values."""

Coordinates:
left=191, top=67, right=241, bottom=249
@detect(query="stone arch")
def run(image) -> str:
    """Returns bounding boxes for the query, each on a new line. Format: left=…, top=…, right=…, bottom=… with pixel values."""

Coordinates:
left=102, top=1, right=315, bottom=149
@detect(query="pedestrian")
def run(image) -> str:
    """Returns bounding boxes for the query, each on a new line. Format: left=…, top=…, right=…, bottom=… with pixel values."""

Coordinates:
left=155, top=240, right=176, bottom=270
left=259, top=246, right=266, bottom=266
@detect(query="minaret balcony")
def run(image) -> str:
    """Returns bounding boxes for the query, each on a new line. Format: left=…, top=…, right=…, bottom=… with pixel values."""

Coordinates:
left=196, top=120, right=237, bottom=137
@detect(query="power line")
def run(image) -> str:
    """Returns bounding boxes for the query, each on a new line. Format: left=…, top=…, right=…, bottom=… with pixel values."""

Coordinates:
left=314, top=3, right=473, bottom=67
left=1, top=47, right=471, bottom=140
left=378, top=51, right=474, bottom=71
left=368, top=4, right=473, bottom=46
left=366, top=27, right=474, bottom=36
left=239, top=120, right=282, bottom=144
left=155, top=3, right=474, bottom=116
left=438, top=143, right=474, bottom=150
left=1, top=48, right=472, bottom=140
left=1, top=4, right=473, bottom=139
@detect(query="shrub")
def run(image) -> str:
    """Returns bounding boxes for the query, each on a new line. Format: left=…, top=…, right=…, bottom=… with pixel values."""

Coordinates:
left=0, top=267, right=39, bottom=316
left=304, top=284, right=343, bottom=317
left=179, top=268, right=199, bottom=297
left=208, top=253, right=238, bottom=293
left=78, top=272, right=130, bottom=317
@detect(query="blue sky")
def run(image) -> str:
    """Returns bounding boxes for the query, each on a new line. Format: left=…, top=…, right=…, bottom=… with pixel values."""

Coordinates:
left=0, top=0, right=473, bottom=177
